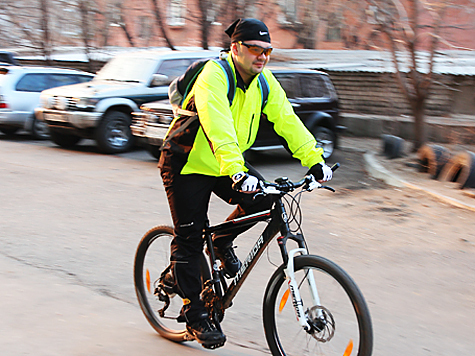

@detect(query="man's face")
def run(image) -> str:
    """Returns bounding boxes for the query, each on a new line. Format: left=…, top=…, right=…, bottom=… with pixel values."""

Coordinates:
left=232, top=40, right=272, bottom=79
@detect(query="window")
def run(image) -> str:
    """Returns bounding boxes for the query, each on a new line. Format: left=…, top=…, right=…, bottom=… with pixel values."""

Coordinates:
left=49, top=74, right=92, bottom=88
left=325, top=13, right=342, bottom=41
left=138, top=16, right=152, bottom=39
left=168, top=0, right=186, bottom=26
left=15, top=74, right=50, bottom=92
left=157, top=58, right=197, bottom=82
left=274, top=74, right=299, bottom=99
left=300, top=75, right=329, bottom=98
left=277, top=0, right=298, bottom=24
left=15, top=73, right=92, bottom=92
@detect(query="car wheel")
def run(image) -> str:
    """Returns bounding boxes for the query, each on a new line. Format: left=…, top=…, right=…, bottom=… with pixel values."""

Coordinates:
left=313, top=127, right=335, bottom=159
left=0, top=126, right=19, bottom=136
left=96, top=111, right=134, bottom=154
left=147, top=144, right=161, bottom=160
left=50, top=129, right=82, bottom=148
left=31, top=116, right=50, bottom=140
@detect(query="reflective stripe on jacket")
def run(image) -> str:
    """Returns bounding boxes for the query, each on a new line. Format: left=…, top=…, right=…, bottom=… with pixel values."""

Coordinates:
left=175, top=55, right=324, bottom=177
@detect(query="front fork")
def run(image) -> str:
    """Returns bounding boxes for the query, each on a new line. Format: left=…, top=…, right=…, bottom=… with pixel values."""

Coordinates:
left=284, top=248, right=322, bottom=332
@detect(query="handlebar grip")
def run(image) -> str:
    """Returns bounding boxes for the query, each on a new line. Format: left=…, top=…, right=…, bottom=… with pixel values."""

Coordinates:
left=331, top=163, right=340, bottom=171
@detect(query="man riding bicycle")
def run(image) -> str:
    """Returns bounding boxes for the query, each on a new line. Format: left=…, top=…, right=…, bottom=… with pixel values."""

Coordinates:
left=158, top=18, right=333, bottom=348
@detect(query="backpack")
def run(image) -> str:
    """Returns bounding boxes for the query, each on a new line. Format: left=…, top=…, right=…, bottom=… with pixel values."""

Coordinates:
left=168, top=55, right=270, bottom=116
left=162, top=55, right=270, bottom=149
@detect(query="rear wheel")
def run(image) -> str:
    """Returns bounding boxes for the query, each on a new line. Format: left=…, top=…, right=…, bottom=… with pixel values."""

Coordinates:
left=0, top=126, right=19, bottom=135
left=263, top=255, right=373, bottom=356
left=31, top=116, right=50, bottom=140
left=134, top=225, right=210, bottom=342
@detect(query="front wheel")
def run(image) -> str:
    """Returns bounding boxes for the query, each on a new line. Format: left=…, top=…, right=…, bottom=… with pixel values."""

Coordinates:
left=263, top=255, right=373, bottom=356
left=134, top=226, right=210, bottom=342
left=313, top=127, right=336, bottom=160
left=50, top=129, right=82, bottom=148
left=95, top=111, right=134, bottom=154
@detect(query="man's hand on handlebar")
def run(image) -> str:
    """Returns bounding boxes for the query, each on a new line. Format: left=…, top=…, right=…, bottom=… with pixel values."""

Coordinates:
left=307, top=162, right=333, bottom=182
left=232, top=172, right=261, bottom=193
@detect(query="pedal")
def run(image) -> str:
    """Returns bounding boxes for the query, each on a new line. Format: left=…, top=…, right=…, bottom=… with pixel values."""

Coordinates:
left=202, top=340, right=226, bottom=349
left=155, top=285, right=170, bottom=317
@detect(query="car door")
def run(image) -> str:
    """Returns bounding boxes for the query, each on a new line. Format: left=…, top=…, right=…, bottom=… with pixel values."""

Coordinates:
left=14, top=73, right=51, bottom=119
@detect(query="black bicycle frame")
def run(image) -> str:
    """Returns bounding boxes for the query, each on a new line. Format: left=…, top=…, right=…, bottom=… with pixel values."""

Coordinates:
left=204, top=195, right=307, bottom=309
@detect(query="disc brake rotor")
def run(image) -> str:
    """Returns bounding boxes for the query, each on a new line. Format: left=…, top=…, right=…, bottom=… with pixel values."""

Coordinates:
left=307, top=305, right=335, bottom=342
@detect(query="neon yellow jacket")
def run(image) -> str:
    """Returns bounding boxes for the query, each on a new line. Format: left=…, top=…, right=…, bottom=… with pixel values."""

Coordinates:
left=177, top=55, right=324, bottom=177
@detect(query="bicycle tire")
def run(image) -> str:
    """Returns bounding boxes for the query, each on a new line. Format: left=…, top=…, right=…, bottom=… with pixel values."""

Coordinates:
left=133, top=225, right=210, bottom=342
left=263, top=255, right=373, bottom=356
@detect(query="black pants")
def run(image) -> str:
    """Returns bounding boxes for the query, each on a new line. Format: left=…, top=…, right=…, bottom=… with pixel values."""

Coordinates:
left=161, top=165, right=272, bottom=323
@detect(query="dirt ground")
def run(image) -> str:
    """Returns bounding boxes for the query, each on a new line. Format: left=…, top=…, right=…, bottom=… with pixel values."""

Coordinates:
left=1, top=134, right=474, bottom=356
left=243, top=137, right=475, bottom=356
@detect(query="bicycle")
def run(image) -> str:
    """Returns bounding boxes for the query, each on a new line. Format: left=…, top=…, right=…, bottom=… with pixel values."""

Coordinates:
left=134, top=164, right=373, bottom=355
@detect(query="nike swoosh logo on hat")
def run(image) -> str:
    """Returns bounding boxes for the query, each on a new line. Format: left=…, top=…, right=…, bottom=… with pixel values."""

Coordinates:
left=260, top=31, right=268, bottom=35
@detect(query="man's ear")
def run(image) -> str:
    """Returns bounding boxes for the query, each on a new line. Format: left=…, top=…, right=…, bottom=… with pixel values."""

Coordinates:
left=231, top=42, right=239, bottom=56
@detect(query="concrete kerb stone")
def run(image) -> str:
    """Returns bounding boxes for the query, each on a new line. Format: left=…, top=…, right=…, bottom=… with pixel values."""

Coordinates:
left=341, top=113, right=475, bottom=145
left=363, top=151, right=475, bottom=212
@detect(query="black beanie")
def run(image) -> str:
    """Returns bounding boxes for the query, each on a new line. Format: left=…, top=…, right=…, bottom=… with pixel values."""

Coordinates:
left=225, top=18, right=271, bottom=43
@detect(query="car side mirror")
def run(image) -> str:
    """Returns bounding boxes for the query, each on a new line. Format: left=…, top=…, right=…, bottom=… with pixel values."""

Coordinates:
left=150, top=74, right=171, bottom=87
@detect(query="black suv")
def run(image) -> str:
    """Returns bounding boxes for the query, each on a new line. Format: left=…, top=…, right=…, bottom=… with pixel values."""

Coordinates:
left=131, top=68, right=342, bottom=159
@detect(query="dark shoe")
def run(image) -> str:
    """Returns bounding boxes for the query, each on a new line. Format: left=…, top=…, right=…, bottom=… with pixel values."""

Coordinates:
left=214, top=244, right=242, bottom=278
left=158, top=265, right=180, bottom=298
left=186, top=318, right=226, bottom=349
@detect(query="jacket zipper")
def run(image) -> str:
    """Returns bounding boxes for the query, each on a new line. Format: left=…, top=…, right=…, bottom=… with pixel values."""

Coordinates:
left=247, top=114, right=255, bottom=145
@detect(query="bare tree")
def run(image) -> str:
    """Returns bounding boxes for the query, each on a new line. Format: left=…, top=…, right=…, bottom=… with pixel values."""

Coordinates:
left=115, top=3, right=136, bottom=47
left=365, top=0, right=473, bottom=150
left=196, top=0, right=213, bottom=49
left=0, top=0, right=55, bottom=59
left=150, top=0, right=176, bottom=50
left=38, top=0, right=53, bottom=64
left=78, top=0, right=95, bottom=72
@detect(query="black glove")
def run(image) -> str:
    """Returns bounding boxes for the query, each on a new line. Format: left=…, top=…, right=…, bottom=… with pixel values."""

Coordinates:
left=307, top=162, right=333, bottom=182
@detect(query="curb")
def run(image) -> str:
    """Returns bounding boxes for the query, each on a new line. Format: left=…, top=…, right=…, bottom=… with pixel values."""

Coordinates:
left=363, top=152, right=475, bottom=212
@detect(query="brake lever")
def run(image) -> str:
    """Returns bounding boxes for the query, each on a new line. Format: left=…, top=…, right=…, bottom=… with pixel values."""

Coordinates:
left=320, top=185, right=335, bottom=192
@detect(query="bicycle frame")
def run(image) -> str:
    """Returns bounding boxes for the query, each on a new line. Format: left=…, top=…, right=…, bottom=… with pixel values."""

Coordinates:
left=203, top=194, right=310, bottom=313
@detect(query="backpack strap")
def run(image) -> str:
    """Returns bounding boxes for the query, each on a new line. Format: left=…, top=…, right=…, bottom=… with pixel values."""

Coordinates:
left=257, top=73, right=269, bottom=112
left=215, top=59, right=235, bottom=106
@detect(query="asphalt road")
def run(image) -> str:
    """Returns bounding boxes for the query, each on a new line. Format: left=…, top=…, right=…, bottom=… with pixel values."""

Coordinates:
left=1, top=134, right=474, bottom=356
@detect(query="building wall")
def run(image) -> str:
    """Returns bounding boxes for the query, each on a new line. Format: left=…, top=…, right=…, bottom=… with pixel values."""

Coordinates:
left=98, top=0, right=475, bottom=51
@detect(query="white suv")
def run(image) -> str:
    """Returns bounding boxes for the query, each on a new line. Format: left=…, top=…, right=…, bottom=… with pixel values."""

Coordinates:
left=36, top=49, right=217, bottom=153
left=0, top=65, right=93, bottom=139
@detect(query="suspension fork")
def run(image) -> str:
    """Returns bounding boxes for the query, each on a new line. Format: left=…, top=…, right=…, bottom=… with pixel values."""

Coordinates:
left=274, top=200, right=322, bottom=330
left=284, top=248, right=323, bottom=331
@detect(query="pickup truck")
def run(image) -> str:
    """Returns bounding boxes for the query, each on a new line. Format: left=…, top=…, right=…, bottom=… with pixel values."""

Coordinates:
left=35, top=49, right=217, bottom=153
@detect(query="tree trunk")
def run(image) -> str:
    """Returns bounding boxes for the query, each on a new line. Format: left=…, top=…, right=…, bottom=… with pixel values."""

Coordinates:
left=411, top=97, right=426, bottom=151
left=198, top=0, right=210, bottom=49
left=79, top=0, right=94, bottom=73
left=150, top=0, right=175, bottom=50
left=119, top=15, right=135, bottom=47
left=39, top=0, right=52, bottom=65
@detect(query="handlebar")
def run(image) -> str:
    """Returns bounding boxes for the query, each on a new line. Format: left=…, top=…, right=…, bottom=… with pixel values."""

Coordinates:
left=258, top=163, right=339, bottom=196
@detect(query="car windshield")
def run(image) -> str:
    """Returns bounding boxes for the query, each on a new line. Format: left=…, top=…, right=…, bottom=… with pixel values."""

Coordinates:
left=95, top=55, right=158, bottom=82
